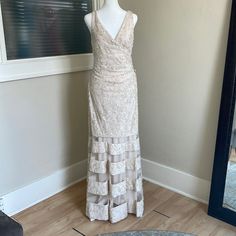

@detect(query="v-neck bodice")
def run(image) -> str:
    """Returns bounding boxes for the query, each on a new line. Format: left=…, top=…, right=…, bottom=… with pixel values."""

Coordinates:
left=95, top=10, right=130, bottom=42
left=90, top=10, right=136, bottom=80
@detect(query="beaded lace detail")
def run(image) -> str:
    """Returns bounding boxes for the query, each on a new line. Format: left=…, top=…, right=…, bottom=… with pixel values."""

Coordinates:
left=86, top=10, right=144, bottom=224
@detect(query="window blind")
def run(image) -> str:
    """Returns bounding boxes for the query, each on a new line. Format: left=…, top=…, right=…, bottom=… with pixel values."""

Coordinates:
left=1, top=0, right=93, bottom=60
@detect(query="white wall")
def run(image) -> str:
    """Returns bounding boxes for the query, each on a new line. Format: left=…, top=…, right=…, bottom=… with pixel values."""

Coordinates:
left=119, top=0, right=231, bottom=180
left=0, top=71, right=89, bottom=195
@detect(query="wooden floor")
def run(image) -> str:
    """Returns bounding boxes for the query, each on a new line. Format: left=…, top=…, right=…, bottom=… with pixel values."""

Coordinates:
left=230, top=149, right=236, bottom=163
left=13, top=180, right=236, bottom=236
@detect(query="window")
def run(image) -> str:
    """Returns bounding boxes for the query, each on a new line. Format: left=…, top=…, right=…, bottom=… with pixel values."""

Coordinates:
left=0, top=0, right=101, bottom=82
left=1, top=0, right=93, bottom=60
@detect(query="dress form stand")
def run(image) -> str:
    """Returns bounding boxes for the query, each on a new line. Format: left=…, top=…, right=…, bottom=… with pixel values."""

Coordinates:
left=84, top=0, right=137, bottom=39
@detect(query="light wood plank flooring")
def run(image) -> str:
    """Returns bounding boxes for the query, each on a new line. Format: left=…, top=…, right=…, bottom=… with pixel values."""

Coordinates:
left=230, top=149, right=236, bottom=163
left=12, top=180, right=236, bottom=236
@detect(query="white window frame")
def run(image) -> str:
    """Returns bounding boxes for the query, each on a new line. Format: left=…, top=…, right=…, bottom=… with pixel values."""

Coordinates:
left=0, top=0, right=103, bottom=83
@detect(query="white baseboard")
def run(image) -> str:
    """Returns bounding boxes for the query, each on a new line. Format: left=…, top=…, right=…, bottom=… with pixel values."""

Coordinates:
left=3, top=159, right=88, bottom=216
left=2, top=157, right=210, bottom=216
left=141, top=158, right=211, bottom=204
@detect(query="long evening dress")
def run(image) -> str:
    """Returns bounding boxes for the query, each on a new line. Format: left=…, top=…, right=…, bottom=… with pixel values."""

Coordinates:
left=85, top=9, right=144, bottom=224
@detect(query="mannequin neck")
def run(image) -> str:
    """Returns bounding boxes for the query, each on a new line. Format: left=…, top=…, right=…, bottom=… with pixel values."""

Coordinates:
left=102, top=0, right=122, bottom=11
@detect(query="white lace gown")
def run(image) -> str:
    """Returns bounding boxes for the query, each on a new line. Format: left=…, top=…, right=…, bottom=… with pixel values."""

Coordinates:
left=86, top=10, right=144, bottom=224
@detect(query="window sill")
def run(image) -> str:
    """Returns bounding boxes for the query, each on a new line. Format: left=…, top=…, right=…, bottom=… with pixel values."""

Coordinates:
left=0, top=53, right=94, bottom=83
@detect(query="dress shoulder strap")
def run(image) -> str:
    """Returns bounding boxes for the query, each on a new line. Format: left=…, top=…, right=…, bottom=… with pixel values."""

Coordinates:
left=91, top=11, right=96, bottom=32
left=128, top=10, right=135, bottom=28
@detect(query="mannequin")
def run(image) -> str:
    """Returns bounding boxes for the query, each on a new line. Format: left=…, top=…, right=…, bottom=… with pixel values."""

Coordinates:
left=84, top=0, right=138, bottom=39
left=84, top=0, right=144, bottom=224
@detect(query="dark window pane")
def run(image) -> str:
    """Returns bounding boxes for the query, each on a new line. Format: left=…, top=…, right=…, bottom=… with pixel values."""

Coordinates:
left=1, top=0, right=93, bottom=60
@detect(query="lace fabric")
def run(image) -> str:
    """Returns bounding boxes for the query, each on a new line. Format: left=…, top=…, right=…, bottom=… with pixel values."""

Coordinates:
left=86, top=10, right=144, bottom=223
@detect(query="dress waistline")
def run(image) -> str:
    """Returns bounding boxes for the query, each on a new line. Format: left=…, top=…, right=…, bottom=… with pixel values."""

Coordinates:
left=92, top=67, right=136, bottom=76
left=90, top=67, right=137, bottom=83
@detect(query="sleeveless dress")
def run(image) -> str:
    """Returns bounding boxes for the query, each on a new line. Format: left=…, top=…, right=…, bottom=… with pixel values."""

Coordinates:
left=86, top=10, right=144, bottom=224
